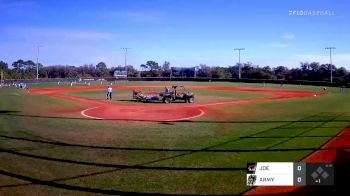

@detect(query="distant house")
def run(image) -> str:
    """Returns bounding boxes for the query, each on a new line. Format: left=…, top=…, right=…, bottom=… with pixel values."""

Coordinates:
left=114, top=70, right=128, bottom=78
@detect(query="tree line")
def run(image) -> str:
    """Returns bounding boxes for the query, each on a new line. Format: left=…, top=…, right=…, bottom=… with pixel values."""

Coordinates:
left=0, top=59, right=349, bottom=83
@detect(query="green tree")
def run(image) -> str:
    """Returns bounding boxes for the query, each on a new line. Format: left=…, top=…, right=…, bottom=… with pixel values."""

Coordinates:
left=162, top=61, right=171, bottom=77
left=140, top=61, right=161, bottom=77
left=196, top=64, right=211, bottom=78
left=228, top=65, right=239, bottom=78
left=10, top=59, right=37, bottom=79
left=24, top=60, right=36, bottom=70
left=96, top=62, right=109, bottom=77
left=126, top=65, right=139, bottom=77
left=274, top=66, right=289, bottom=79
left=12, top=59, right=25, bottom=70
left=0, top=61, right=8, bottom=71
left=211, top=66, right=230, bottom=78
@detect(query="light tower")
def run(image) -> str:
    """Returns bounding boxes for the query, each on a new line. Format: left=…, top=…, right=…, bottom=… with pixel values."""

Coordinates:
left=325, top=47, right=336, bottom=83
left=121, top=48, right=131, bottom=67
left=234, top=48, right=245, bottom=79
left=35, top=45, right=43, bottom=80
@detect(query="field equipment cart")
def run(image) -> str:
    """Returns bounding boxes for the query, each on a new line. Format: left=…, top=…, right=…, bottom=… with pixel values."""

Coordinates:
left=133, top=85, right=195, bottom=103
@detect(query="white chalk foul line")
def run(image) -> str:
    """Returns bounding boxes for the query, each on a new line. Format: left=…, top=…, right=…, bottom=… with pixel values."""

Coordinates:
left=80, top=107, right=104, bottom=120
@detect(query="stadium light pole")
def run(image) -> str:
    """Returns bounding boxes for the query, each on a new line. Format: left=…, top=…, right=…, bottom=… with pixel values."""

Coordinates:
left=35, top=45, right=43, bottom=80
left=234, top=48, right=245, bottom=79
left=325, top=47, right=336, bottom=83
left=121, top=48, right=131, bottom=67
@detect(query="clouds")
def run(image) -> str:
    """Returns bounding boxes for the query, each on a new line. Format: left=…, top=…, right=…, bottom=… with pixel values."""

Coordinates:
left=0, top=27, right=126, bottom=66
left=2, top=27, right=114, bottom=42
left=256, top=53, right=350, bottom=68
left=262, top=33, right=296, bottom=49
left=282, top=33, right=295, bottom=40
left=295, top=53, right=350, bottom=67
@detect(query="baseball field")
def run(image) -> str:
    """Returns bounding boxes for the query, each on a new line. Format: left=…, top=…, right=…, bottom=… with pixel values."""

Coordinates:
left=0, top=81, right=349, bottom=195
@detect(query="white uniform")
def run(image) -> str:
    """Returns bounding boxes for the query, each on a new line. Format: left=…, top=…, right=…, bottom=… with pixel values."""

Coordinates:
left=107, top=87, right=113, bottom=100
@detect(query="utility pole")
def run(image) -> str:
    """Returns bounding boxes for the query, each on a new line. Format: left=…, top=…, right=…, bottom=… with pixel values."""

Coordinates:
left=194, top=66, right=199, bottom=78
left=325, top=47, right=336, bottom=83
left=234, top=48, right=245, bottom=79
left=35, top=45, right=43, bottom=80
left=121, top=48, right=131, bottom=67
left=0, top=70, right=3, bottom=83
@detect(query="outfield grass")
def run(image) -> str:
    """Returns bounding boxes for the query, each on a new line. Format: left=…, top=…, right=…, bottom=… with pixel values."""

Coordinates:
left=28, top=80, right=331, bottom=93
left=0, top=82, right=349, bottom=195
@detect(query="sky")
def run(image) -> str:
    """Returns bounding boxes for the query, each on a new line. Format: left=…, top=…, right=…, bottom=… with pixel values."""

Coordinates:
left=0, top=0, right=349, bottom=69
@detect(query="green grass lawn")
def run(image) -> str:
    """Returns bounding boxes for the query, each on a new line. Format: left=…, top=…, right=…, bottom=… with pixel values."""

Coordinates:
left=0, top=82, right=349, bottom=195
left=29, top=80, right=331, bottom=93
left=66, top=87, right=267, bottom=104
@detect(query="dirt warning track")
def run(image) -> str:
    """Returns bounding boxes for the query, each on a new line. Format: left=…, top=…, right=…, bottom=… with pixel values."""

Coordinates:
left=31, top=86, right=322, bottom=121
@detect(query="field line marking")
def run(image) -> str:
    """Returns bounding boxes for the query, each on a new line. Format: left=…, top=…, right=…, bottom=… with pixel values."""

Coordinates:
left=81, top=107, right=104, bottom=120
left=165, top=109, right=205, bottom=122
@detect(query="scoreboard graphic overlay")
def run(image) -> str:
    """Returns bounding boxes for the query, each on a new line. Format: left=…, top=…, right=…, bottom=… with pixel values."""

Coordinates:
left=247, top=162, right=334, bottom=186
